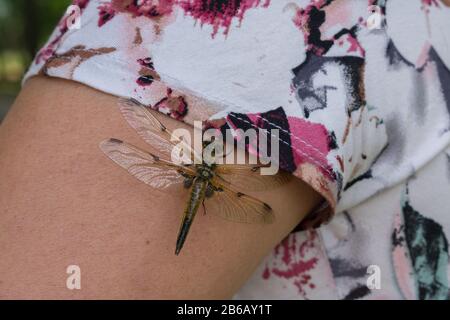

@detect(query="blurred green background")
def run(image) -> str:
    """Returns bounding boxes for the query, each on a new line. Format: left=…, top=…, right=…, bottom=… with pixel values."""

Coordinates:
left=0, top=0, right=71, bottom=121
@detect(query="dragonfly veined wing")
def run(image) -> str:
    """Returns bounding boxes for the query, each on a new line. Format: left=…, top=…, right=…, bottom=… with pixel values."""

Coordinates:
left=99, top=138, right=196, bottom=190
left=118, top=98, right=202, bottom=164
left=207, top=180, right=275, bottom=224
left=214, top=164, right=292, bottom=191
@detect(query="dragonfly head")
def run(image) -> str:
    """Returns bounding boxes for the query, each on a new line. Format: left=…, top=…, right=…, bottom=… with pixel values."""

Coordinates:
left=197, top=165, right=214, bottom=181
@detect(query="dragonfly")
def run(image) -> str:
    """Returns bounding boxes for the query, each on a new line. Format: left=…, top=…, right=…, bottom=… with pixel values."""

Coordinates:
left=99, top=98, right=291, bottom=255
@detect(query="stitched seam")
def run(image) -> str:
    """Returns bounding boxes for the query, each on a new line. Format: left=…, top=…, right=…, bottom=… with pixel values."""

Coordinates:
left=250, top=114, right=329, bottom=158
left=228, top=113, right=334, bottom=176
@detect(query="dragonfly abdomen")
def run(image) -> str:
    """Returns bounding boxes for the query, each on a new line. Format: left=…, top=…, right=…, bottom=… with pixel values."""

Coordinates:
left=175, top=179, right=207, bottom=255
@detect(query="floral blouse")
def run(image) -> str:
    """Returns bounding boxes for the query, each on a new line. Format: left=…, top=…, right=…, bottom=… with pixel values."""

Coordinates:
left=24, top=0, right=450, bottom=300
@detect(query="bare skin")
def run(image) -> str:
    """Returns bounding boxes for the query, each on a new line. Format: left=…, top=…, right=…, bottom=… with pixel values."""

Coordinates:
left=0, top=76, right=323, bottom=299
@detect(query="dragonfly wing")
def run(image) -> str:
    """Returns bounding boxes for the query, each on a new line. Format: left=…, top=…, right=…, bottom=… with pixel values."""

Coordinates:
left=118, top=98, right=201, bottom=164
left=99, top=138, right=195, bottom=190
left=214, top=164, right=292, bottom=191
left=206, top=180, right=274, bottom=224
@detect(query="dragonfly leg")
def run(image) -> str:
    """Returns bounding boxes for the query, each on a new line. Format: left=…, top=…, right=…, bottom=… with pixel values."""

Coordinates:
left=202, top=200, right=207, bottom=216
